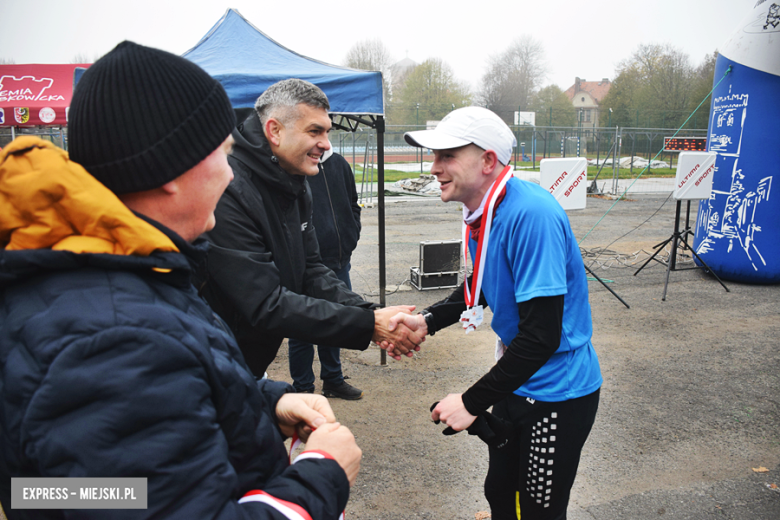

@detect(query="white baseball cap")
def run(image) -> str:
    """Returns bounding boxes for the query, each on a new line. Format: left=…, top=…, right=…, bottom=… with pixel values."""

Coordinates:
left=404, top=106, right=517, bottom=165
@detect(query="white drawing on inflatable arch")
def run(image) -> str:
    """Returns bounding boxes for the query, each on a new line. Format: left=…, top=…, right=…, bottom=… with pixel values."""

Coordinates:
left=696, top=86, right=773, bottom=272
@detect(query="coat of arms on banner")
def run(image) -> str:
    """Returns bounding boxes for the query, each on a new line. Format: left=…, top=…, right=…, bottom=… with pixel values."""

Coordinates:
left=14, top=107, right=29, bottom=124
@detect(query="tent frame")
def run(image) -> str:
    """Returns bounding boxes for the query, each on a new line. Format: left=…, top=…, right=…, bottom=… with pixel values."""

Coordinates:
left=332, top=113, right=389, bottom=364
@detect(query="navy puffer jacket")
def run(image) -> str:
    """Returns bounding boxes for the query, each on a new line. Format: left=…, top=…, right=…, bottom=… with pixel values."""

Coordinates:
left=0, top=138, right=349, bottom=519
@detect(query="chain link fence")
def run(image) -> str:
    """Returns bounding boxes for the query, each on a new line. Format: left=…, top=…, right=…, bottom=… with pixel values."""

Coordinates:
left=0, top=126, right=68, bottom=150
left=1, top=121, right=706, bottom=199
left=332, top=124, right=708, bottom=199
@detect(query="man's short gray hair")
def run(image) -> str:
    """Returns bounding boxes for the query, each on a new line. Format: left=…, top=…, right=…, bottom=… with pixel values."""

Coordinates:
left=255, top=78, right=330, bottom=127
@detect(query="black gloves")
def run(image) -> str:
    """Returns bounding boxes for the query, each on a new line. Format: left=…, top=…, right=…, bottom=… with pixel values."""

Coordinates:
left=430, top=402, right=515, bottom=449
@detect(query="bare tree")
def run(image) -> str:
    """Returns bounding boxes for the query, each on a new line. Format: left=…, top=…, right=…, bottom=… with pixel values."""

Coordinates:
left=0, top=58, right=16, bottom=65
left=634, top=44, right=693, bottom=118
left=478, top=36, right=547, bottom=123
left=344, top=39, right=392, bottom=72
left=391, top=58, right=472, bottom=125
left=344, top=39, right=393, bottom=103
left=601, top=43, right=697, bottom=128
left=71, top=53, right=98, bottom=64
left=687, top=50, right=718, bottom=123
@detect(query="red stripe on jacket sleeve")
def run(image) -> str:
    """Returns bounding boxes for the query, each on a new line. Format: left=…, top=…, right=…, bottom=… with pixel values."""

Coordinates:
left=238, top=490, right=312, bottom=520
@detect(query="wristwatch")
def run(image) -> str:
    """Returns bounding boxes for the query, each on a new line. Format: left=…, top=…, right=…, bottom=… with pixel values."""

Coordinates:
left=420, top=311, right=436, bottom=336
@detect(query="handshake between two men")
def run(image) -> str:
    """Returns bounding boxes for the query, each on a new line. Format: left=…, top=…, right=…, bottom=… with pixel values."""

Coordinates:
left=372, top=307, right=430, bottom=361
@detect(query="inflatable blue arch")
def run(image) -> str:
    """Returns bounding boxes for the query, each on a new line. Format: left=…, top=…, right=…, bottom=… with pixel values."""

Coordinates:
left=693, top=1, right=780, bottom=283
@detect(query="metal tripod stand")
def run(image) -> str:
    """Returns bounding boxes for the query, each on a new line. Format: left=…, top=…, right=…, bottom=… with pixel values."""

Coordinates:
left=585, top=264, right=630, bottom=308
left=634, top=199, right=729, bottom=301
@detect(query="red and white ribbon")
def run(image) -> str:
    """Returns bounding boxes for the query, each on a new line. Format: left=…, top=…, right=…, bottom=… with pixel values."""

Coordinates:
left=462, top=165, right=514, bottom=308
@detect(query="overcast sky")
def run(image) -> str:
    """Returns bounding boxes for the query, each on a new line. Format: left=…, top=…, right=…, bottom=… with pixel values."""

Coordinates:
left=0, top=0, right=750, bottom=91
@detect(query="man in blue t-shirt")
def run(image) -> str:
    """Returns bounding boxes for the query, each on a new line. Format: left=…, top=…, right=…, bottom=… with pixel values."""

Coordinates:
left=387, top=107, right=601, bottom=519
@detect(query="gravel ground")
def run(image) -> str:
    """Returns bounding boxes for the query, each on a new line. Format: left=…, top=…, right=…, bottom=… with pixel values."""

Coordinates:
left=265, top=193, right=780, bottom=520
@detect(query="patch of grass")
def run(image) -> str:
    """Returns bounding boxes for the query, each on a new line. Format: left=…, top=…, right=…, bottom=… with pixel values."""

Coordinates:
left=353, top=165, right=423, bottom=183
left=515, top=164, right=675, bottom=180
left=351, top=163, right=677, bottom=183
left=586, top=165, right=676, bottom=180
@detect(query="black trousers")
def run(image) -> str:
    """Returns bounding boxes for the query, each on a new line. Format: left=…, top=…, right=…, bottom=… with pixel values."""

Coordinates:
left=485, top=389, right=600, bottom=520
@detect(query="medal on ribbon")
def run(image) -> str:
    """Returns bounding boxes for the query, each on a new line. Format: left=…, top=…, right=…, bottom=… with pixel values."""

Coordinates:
left=461, top=165, right=513, bottom=333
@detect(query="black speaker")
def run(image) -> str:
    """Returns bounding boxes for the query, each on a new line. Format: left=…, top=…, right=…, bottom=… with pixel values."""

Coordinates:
left=410, top=240, right=461, bottom=291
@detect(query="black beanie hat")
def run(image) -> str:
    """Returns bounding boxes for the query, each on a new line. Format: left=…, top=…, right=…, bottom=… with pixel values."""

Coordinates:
left=69, top=41, right=235, bottom=194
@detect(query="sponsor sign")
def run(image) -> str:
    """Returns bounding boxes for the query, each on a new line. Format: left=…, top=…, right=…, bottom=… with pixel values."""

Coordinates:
left=673, top=152, right=716, bottom=200
left=0, top=107, right=4, bottom=124
left=0, top=64, right=89, bottom=125
left=540, top=157, right=588, bottom=210
left=39, top=107, right=56, bottom=124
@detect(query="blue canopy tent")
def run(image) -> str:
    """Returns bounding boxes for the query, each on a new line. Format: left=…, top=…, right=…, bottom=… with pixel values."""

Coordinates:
left=182, top=8, right=384, bottom=130
left=184, top=9, right=393, bottom=362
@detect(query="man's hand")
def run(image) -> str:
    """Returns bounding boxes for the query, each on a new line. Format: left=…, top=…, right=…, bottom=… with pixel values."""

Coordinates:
left=389, top=312, right=427, bottom=335
left=431, top=393, right=477, bottom=432
left=372, top=305, right=425, bottom=360
left=380, top=313, right=428, bottom=360
left=276, top=393, right=336, bottom=441
left=305, top=422, right=362, bottom=486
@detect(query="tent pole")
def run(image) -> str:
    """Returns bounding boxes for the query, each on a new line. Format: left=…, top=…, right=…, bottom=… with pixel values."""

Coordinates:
left=377, top=116, right=387, bottom=366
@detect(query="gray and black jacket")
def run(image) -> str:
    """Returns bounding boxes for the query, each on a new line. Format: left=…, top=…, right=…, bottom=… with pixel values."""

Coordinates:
left=199, top=114, right=376, bottom=376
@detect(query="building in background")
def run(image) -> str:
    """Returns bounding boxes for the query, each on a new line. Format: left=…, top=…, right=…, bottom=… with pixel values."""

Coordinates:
left=564, top=77, right=611, bottom=129
left=388, top=55, right=417, bottom=99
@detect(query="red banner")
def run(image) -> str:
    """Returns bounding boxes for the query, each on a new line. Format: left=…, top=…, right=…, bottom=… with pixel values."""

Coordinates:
left=0, top=64, right=90, bottom=126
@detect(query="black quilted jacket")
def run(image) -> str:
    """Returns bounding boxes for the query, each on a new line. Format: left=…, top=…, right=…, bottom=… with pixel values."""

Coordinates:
left=0, top=138, right=349, bottom=519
